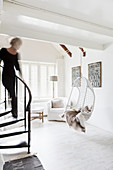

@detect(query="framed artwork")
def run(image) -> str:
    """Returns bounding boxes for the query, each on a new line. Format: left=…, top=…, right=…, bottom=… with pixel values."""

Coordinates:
left=72, top=66, right=81, bottom=87
left=88, top=61, right=102, bottom=87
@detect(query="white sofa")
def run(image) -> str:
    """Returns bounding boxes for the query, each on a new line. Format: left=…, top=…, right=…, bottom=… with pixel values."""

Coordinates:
left=47, top=97, right=67, bottom=121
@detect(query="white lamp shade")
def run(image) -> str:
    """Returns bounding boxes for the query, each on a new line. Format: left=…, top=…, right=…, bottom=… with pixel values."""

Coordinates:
left=50, top=76, right=58, bottom=81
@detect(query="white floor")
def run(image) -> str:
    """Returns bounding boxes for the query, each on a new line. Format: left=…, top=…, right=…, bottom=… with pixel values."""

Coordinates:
left=2, top=119, right=113, bottom=170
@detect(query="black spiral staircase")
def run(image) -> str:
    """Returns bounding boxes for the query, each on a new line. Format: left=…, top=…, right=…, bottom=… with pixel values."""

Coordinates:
left=0, top=65, right=32, bottom=153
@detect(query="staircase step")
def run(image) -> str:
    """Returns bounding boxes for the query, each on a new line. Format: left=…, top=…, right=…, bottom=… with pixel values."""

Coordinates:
left=0, top=141, right=28, bottom=149
left=0, top=131, right=28, bottom=138
left=0, top=127, right=28, bottom=138
left=0, top=108, right=12, bottom=117
left=0, top=117, right=25, bottom=128
left=0, top=127, right=27, bottom=134
left=0, top=100, right=5, bottom=105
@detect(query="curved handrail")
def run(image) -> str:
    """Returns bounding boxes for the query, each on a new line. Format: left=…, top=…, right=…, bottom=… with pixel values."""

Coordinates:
left=15, top=75, right=32, bottom=111
left=0, top=64, right=32, bottom=111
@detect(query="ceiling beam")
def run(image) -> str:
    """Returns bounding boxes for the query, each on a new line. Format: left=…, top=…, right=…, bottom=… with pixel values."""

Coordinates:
left=4, top=0, right=113, bottom=38
left=0, top=1, right=105, bottom=50
left=0, top=23, right=104, bottom=50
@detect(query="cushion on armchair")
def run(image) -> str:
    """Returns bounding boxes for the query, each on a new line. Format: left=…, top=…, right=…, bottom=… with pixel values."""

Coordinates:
left=52, top=99, right=65, bottom=108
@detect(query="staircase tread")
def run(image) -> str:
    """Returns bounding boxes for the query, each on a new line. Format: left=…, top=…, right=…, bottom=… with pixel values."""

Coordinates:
left=0, top=108, right=12, bottom=114
left=0, top=117, right=24, bottom=124
left=0, top=127, right=28, bottom=135
left=0, top=140, right=28, bottom=148
left=0, top=100, right=5, bottom=104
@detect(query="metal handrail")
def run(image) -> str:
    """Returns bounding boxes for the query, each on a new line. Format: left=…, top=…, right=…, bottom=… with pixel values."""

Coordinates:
left=15, top=75, right=32, bottom=111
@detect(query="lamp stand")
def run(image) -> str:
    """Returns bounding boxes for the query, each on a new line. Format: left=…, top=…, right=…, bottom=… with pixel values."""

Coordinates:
left=53, top=81, right=54, bottom=98
left=50, top=75, right=58, bottom=98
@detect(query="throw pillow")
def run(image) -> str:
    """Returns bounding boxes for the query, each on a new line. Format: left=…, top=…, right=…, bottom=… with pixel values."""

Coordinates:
left=52, top=99, right=64, bottom=108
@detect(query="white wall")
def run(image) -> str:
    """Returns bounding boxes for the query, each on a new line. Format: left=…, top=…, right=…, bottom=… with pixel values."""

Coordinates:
left=64, top=46, right=81, bottom=97
left=19, top=39, right=61, bottom=63
left=56, top=58, right=65, bottom=97
left=64, top=44, right=113, bottom=133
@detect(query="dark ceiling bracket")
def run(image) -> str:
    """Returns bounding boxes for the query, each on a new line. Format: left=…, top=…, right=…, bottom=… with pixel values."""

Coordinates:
left=79, top=47, right=86, bottom=57
left=60, top=44, right=72, bottom=57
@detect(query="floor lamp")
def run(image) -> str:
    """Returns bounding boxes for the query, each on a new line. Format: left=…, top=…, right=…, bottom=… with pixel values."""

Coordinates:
left=50, top=76, right=58, bottom=98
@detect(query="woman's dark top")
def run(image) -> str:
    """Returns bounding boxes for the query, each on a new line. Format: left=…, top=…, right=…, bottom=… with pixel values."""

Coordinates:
left=0, top=48, right=21, bottom=78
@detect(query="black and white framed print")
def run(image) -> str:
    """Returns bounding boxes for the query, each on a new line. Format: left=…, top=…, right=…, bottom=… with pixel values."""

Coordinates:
left=88, top=61, right=102, bottom=87
left=72, top=66, right=81, bottom=87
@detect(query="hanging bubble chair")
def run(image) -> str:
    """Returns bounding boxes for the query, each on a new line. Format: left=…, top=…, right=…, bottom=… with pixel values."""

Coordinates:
left=65, top=76, right=95, bottom=122
left=63, top=48, right=95, bottom=132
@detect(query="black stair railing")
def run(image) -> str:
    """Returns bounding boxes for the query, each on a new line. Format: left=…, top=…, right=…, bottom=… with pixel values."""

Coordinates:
left=0, top=65, right=32, bottom=153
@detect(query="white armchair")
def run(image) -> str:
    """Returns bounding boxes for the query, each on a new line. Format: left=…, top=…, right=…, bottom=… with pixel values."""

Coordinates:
left=47, top=97, right=67, bottom=121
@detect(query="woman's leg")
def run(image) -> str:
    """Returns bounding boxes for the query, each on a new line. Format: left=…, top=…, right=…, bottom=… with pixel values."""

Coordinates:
left=2, top=76, right=17, bottom=118
left=11, top=86, right=17, bottom=118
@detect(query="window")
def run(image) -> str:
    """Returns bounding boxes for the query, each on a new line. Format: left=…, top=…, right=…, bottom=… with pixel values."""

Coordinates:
left=0, top=61, right=57, bottom=101
left=30, top=64, right=38, bottom=98
left=20, top=61, right=56, bottom=100
left=40, top=65, right=47, bottom=97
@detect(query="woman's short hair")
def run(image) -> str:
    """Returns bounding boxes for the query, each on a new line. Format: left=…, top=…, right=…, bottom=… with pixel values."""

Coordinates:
left=10, top=37, right=22, bottom=46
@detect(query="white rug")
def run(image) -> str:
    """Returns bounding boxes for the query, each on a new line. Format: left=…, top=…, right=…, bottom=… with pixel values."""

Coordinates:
left=31, top=120, right=113, bottom=170
left=2, top=119, right=113, bottom=170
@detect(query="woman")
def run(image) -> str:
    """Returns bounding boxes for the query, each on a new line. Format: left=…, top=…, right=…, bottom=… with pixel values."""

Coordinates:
left=0, top=37, right=22, bottom=118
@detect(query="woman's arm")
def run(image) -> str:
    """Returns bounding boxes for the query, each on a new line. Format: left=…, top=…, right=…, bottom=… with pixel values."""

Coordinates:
left=15, top=53, right=22, bottom=78
left=0, top=48, right=5, bottom=62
